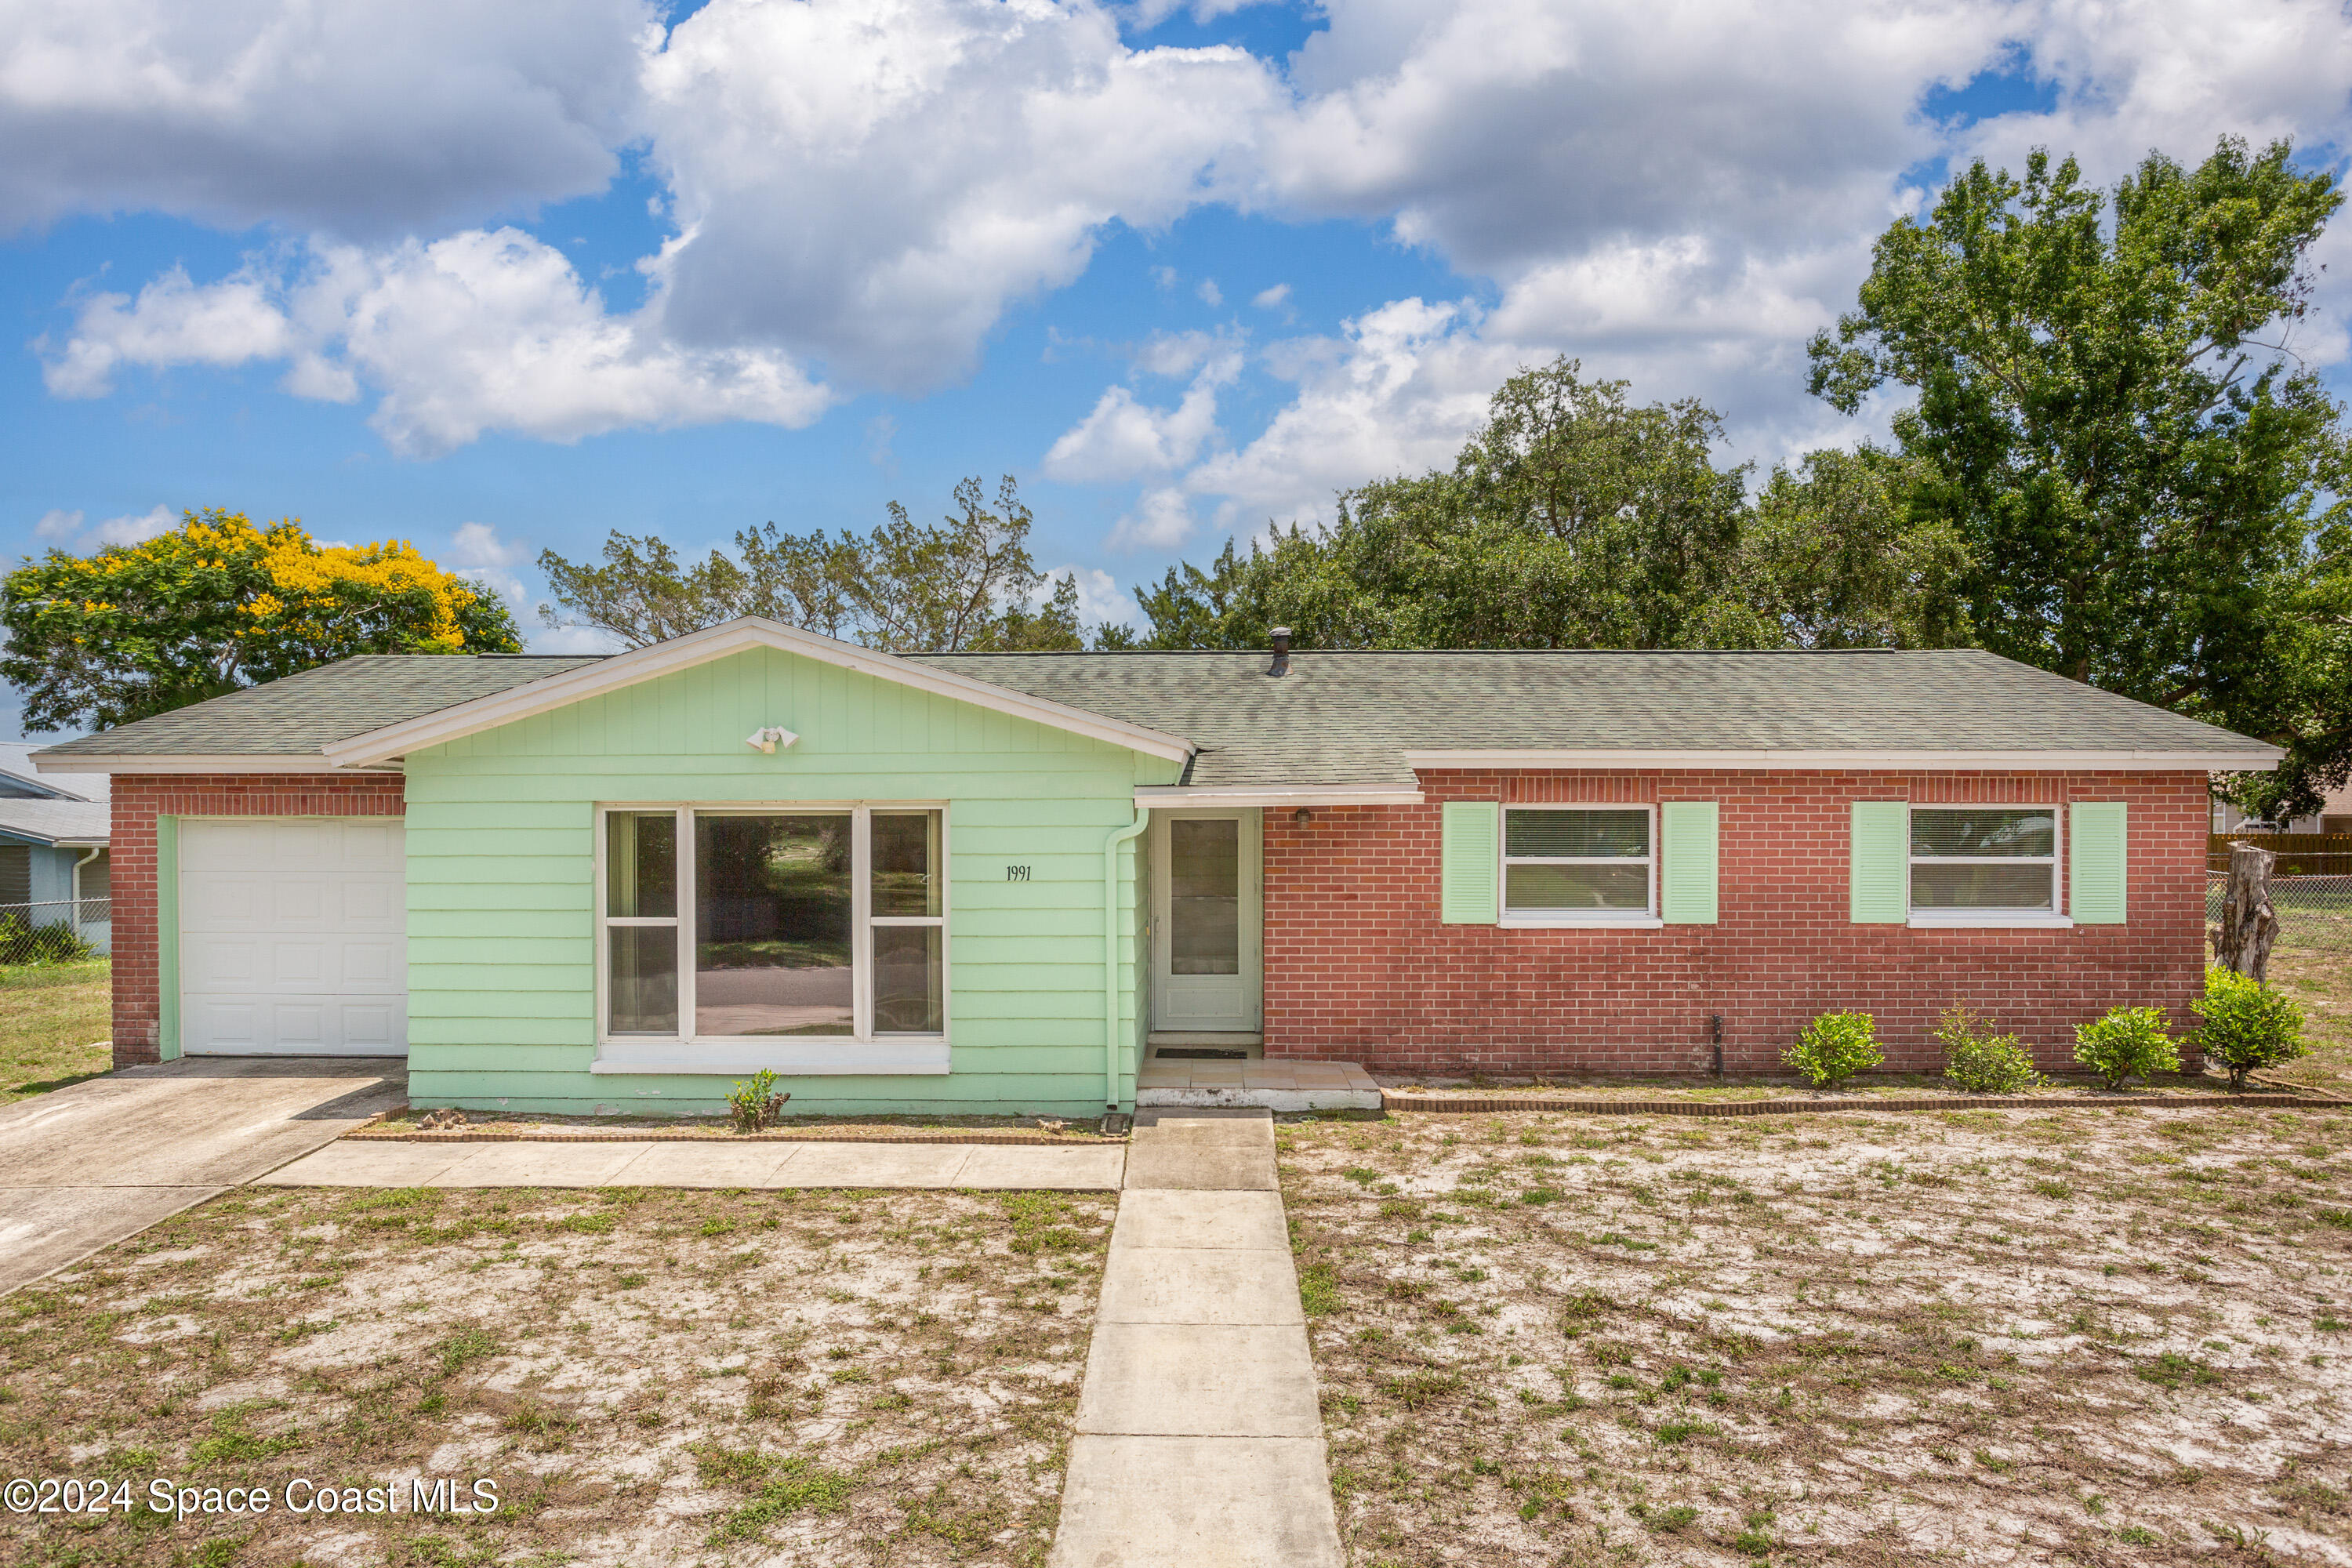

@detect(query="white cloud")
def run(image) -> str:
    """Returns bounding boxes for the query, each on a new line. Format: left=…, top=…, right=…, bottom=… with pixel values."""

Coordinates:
left=1130, top=0, right=1286, bottom=27
left=1251, top=282, right=1290, bottom=310
left=41, top=264, right=296, bottom=397
left=527, top=622, right=627, bottom=655
left=1195, top=278, right=1223, bottom=307
left=26, top=504, right=178, bottom=552
left=1170, top=297, right=1515, bottom=538
left=1043, top=338, right=1241, bottom=483
left=95, top=505, right=177, bottom=546
left=0, top=0, right=652, bottom=236
left=46, top=229, right=833, bottom=456
left=638, top=0, right=1280, bottom=389
left=1108, top=485, right=1203, bottom=550
left=1041, top=564, right=1140, bottom=629
left=448, top=521, right=523, bottom=569
left=444, top=521, right=530, bottom=610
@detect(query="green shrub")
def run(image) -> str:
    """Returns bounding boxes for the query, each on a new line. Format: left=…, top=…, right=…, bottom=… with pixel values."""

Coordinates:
left=0, top=915, right=99, bottom=966
left=1786, top=1011, right=1882, bottom=1088
left=1934, top=1007, right=2042, bottom=1093
left=2192, top=967, right=2307, bottom=1092
left=727, top=1069, right=790, bottom=1131
left=2071, top=1006, right=2180, bottom=1089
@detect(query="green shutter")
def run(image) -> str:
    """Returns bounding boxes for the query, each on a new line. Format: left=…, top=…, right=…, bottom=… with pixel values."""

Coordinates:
left=1660, top=801, right=1719, bottom=924
left=1849, top=802, right=1908, bottom=924
left=1440, top=801, right=1500, bottom=924
left=2070, top=802, right=2128, bottom=924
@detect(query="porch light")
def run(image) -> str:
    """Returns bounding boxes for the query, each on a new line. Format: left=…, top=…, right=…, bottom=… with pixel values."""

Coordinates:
left=744, top=726, right=799, bottom=753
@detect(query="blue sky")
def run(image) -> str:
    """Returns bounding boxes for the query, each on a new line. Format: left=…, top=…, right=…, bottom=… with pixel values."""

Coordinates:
left=5, top=0, right=2349, bottom=740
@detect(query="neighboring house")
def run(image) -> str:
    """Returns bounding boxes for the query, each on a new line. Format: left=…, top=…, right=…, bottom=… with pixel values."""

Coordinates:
left=35, top=619, right=2277, bottom=1111
left=2212, top=781, right=2352, bottom=836
left=0, top=742, right=112, bottom=955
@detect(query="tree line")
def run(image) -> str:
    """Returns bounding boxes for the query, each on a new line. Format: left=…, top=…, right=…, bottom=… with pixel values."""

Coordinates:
left=5, top=136, right=2345, bottom=815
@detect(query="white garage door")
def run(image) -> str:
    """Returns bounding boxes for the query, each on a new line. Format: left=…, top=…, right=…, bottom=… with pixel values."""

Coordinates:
left=180, top=817, right=407, bottom=1056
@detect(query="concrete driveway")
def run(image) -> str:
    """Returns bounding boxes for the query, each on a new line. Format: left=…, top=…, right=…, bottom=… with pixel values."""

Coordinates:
left=0, top=1057, right=405, bottom=1295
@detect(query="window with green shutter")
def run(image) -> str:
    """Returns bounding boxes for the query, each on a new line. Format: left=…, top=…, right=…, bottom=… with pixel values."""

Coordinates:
left=1849, top=802, right=1908, bottom=923
left=1659, top=801, right=1719, bottom=924
left=1439, top=801, right=1500, bottom=924
left=2069, top=802, right=2128, bottom=924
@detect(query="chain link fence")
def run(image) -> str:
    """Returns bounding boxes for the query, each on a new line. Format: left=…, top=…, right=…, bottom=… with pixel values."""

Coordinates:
left=0, top=898, right=112, bottom=966
left=2207, top=852, right=2352, bottom=955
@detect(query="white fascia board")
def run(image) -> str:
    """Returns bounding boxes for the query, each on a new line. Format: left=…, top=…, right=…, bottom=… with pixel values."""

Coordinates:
left=321, top=616, right=1195, bottom=768
left=29, top=753, right=373, bottom=775
left=1136, top=782, right=1425, bottom=808
left=1403, top=748, right=2284, bottom=772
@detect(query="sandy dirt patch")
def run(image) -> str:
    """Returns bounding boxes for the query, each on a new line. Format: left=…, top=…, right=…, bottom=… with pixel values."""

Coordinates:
left=1280, top=1105, right=2352, bottom=1564
left=2, top=1183, right=1109, bottom=1566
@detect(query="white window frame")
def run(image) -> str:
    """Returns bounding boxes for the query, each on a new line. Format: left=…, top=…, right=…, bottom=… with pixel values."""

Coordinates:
left=591, top=801, right=951, bottom=1076
left=1498, top=804, right=1662, bottom=929
left=1905, top=803, right=2071, bottom=929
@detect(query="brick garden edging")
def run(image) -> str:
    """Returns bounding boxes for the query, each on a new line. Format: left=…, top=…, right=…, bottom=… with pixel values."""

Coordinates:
left=1377, top=1091, right=2352, bottom=1116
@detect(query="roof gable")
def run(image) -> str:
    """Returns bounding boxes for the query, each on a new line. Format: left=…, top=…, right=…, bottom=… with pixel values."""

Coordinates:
left=320, top=618, right=1194, bottom=768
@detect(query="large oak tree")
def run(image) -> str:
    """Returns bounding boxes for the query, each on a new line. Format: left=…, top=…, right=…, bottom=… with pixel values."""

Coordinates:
left=1809, top=136, right=2350, bottom=815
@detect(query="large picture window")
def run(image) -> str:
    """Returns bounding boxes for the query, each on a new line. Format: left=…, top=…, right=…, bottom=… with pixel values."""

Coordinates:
left=601, top=805, right=946, bottom=1045
left=1908, top=807, right=2057, bottom=918
left=1501, top=807, right=1654, bottom=922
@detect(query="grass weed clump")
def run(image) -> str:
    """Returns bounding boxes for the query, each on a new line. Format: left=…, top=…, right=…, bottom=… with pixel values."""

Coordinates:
left=2194, top=967, right=2307, bottom=1092
left=2073, top=1006, right=2181, bottom=1089
left=1935, top=1007, right=2042, bottom=1093
left=1786, top=1011, right=1883, bottom=1088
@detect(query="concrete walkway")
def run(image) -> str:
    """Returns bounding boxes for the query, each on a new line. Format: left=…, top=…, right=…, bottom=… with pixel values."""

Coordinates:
left=1051, top=1109, right=1344, bottom=1568
left=0, top=1057, right=405, bottom=1295
left=256, top=1136, right=1126, bottom=1191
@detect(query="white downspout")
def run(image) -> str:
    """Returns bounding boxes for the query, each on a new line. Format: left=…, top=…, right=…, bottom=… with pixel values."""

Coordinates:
left=1102, top=808, right=1149, bottom=1112
left=70, top=846, right=100, bottom=934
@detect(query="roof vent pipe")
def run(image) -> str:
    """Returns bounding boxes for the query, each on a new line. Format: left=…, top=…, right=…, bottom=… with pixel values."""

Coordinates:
left=1269, top=626, right=1291, bottom=677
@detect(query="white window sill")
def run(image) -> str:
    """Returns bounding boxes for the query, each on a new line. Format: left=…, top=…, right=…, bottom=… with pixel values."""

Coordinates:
left=1500, top=916, right=1664, bottom=930
left=592, top=1039, right=951, bottom=1076
left=1906, top=913, right=2074, bottom=930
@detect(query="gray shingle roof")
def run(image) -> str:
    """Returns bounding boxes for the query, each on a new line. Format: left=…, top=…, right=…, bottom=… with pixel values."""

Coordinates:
left=0, top=798, right=110, bottom=845
left=906, top=648, right=2272, bottom=786
left=35, top=655, right=607, bottom=760
left=34, top=644, right=2270, bottom=785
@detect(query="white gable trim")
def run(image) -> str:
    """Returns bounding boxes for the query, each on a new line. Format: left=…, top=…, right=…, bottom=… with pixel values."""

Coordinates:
left=1403, top=747, right=2282, bottom=771
left=1136, top=783, right=1425, bottom=808
left=319, top=617, right=1195, bottom=768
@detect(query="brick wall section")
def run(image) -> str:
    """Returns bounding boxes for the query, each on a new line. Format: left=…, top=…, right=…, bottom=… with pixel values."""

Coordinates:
left=110, top=773, right=407, bottom=1068
left=1261, top=769, right=2210, bottom=1076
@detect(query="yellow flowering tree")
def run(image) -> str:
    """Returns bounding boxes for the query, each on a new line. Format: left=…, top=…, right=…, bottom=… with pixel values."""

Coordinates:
left=2, top=509, right=523, bottom=731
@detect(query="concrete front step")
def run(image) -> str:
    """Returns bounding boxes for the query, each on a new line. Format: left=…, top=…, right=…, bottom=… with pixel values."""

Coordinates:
left=1134, top=1058, right=1382, bottom=1112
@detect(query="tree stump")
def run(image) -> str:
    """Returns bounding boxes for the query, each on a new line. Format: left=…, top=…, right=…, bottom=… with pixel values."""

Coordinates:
left=2212, top=843, right=2279, bottom=982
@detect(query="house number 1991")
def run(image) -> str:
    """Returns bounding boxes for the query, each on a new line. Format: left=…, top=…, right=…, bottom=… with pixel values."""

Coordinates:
left=1005, top=866, right=1031, bottom=881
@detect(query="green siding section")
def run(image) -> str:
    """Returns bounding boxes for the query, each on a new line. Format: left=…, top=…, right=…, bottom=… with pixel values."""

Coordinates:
left=157, top=815, right=180, bottom=1062
left=401, top=644, right=1178, bottom=1116
left=1659, top=801, right=1719, bottom=925
left=2069, top=802, right=2129, bottom=924
left=1849, top=802, right=1909, bottom=924
left=1439, top=801, right=1499, bottom=924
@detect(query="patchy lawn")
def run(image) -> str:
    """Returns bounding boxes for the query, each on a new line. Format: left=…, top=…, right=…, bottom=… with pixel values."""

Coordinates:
left=0, top=959, right=109, bottom=1106
left=2270, top=943, right=2352, bottom=1098
left=1281, top=1106, right=2352, bottom=1565
left=0, top=1182, right=1109, bottom=1566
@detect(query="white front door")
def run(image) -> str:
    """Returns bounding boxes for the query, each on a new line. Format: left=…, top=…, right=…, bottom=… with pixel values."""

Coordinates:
left=1149, top=809, right=1261, bottom=1034
left=179, top=817, right=408, bottom=1056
